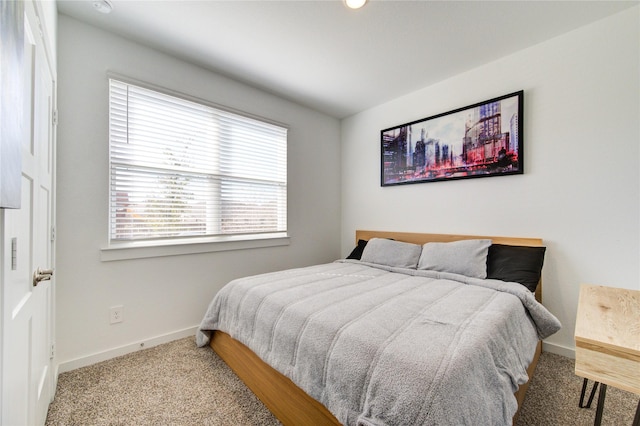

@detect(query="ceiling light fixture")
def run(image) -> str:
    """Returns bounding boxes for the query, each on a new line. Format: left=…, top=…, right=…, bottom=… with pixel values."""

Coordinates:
left=92, top=0, right=113, bottom=14
left=345, top=0, right=367, bottom=10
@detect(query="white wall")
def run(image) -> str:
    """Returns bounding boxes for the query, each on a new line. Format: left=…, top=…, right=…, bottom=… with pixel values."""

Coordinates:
left=341, top=7, right=639, bottom=357
left=56, top=15, right=341, bottom=369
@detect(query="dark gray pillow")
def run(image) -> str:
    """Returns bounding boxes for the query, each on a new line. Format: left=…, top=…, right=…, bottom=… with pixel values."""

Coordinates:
left=417, top=239, right=492, bottom=278
left=346, top=239, right=368, bottom=260
left=486, top=244, right=546, bottom=292
left=360, top=238, right=422, bottom=269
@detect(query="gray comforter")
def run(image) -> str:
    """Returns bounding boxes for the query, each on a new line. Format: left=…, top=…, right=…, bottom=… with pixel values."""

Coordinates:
left=197, top=260, right=561, bottom=426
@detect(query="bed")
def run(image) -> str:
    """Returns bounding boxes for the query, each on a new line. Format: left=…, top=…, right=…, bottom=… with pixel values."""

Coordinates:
left=197, top=230, right=561, bottom=425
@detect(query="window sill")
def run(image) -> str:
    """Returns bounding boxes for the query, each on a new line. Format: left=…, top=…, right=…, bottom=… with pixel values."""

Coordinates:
left=100, top=233, right=290, bottom=261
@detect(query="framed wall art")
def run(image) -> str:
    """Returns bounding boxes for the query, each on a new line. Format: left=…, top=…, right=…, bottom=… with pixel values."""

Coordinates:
left=381, top=91, right=523, bottom=186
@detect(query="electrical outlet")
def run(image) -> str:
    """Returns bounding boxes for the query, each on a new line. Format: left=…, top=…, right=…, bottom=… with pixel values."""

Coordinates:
left=110, top=305, right=123, bottom=324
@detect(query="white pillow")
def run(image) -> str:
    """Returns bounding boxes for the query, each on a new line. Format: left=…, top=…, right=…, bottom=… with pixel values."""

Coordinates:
left=417, top=239, right=492, bottom=278
left=360, top=238, right=422, bottom=269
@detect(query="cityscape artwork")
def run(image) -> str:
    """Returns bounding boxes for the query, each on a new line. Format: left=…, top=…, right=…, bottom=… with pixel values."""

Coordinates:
left=381, top=91, right=524, bottom=186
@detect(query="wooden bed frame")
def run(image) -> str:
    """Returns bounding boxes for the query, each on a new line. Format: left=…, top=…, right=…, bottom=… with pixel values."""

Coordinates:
left=209, top=230, right=544, bottom=425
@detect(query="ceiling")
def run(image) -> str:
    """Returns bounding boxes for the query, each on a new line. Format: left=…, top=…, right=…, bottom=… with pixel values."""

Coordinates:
left=57, top=0, right=638, bottom=119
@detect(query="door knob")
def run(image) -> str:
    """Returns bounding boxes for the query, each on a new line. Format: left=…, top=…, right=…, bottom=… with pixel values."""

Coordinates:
left=33, top=267, right=53, bottom=287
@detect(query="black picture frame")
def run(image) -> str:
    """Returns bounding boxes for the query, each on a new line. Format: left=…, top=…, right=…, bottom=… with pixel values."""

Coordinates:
left=381, top=91, right=524, bottom=186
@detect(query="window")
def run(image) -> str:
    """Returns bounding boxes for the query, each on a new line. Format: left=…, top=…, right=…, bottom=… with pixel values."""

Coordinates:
left=108, top=79, right=287, bottom=247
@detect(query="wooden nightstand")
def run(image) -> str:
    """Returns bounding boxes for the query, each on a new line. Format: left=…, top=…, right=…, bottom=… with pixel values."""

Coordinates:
left=574, top=284, right=640, bottom=426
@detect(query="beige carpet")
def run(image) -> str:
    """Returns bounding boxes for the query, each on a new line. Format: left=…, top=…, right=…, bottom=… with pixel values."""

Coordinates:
left=46, top=337, right=638, bottom=425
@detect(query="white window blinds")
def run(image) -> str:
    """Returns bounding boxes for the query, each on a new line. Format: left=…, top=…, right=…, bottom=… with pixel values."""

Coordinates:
left=108, top=79, right=287, bottom=242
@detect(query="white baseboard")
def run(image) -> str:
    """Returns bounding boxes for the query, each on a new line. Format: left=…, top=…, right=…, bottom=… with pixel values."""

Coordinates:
left=542, top=340, right=575, bottom=359
left=57, top=326, right=198, bottom=374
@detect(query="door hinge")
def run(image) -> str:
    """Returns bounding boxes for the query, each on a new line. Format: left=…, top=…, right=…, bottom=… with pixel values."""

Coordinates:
left=52, top=109, right=58, bottom=126
left=11, top=237, right=18, bottom=270
left=51, top=226, right=56, bottom=242
left=50, top=343, right=55, bottom=359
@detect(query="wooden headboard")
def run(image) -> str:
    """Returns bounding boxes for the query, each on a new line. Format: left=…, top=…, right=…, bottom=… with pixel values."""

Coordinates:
left=354, top=230, right=544, bottom=302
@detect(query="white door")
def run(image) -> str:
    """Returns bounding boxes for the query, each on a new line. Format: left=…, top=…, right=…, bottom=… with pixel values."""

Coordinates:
left=1, top=1, right=56, bottom=424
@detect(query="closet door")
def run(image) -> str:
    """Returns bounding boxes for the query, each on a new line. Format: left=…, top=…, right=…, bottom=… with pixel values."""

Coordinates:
left=1, top=1, right=56, bottom=424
